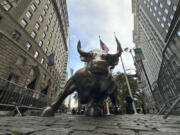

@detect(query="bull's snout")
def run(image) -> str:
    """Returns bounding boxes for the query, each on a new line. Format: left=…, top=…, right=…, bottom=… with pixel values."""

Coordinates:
left=92, top=60, right=107, bottom=68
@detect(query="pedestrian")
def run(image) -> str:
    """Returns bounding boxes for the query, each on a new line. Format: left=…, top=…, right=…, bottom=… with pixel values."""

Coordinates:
left=141, top=104, right=146, bottom=114
left=72, top=108, right=76, bottom=115
left=125, top=95, right=134, bottom=114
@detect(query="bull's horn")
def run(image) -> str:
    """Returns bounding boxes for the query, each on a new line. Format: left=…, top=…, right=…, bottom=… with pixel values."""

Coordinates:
left=109, top=43, right=122, bottom=57
left=77, top=40, right=90, bottom=57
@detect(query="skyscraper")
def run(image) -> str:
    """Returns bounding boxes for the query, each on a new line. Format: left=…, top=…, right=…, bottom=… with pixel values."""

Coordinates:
left=132, top=0, right=180, bottom=112
left=0, top=0, right=69, bottom=99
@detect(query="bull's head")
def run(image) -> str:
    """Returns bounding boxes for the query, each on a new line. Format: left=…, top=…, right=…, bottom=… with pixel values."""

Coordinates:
left=77, top=40, right=122, bottom=75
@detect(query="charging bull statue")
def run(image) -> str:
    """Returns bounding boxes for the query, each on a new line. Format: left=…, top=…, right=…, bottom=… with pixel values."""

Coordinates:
left=41, top=40, right=122, bottom=117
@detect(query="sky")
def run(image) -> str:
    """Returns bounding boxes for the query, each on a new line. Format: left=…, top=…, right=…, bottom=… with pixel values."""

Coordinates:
left=67, top=0, right=136, bottom=75
left=65, top=0, right=136, bottom=108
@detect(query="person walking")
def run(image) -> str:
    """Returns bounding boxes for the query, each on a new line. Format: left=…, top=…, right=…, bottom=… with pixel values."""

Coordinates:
left=125, top=95, right=134, bottom=114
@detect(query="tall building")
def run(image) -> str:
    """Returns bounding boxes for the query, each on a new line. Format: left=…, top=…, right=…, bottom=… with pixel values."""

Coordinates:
left=132, top=0, right=180, bottom=112
left=0, top=0, right=69, bottom=99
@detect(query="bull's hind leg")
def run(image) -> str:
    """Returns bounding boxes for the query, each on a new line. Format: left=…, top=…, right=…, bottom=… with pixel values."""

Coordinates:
left=109, top=85, right=120, bottom=114
left=41, top=77, right=77, bottom=117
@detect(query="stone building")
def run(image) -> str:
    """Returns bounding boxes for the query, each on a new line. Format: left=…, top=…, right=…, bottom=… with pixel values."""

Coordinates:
left=132, top=0, right=180, bottom=112
left=0, top=0, right=69, bottom=99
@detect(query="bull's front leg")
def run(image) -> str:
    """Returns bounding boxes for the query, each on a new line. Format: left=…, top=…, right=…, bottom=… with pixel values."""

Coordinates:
left=41, top=77, right=77, bottom=117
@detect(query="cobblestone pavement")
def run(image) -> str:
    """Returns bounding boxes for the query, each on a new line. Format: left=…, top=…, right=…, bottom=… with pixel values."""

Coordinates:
left=0, top=113, right=180, bottom=135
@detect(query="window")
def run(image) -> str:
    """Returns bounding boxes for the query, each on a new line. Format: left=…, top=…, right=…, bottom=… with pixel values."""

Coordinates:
left=45, top=48, right=47, bottom=53
left=47, top=40, right=50, bottom=46
left=147, top=4, right=149, bottom=8
left=167, top=0, right=171, bottom=6
left=44, top=4, right=48, bottom=10
left=167, top=22, right=171, bottom=27
left=150, top=8, right=152, bottom=12
left=158, top=11, right=162, bottom=16
left=39, top=40, right=43, bottom=47
left=11, top=31, right=21, bottom=40
left=161, top=23, right=164, bottom=28
left=48, top=19, right=51, bottom=25
left=154, top=6, right=157, bottom=11
left=170, top=15, right=173, bottom=20
left=144, top=1, right=146, bottom=4
left=160, top=3, right=163, bottom=8
left=162, top=16, right=166, bottom=22
left=165, top=29, right=168, bottom=33
left=155, top=0, right=158, bottom=3
left=34, top=51, right=39, bottom=58
left=26, top=11, right=32, bottom=19
left=31, top=3, right=36, bottom=11
left=42, top=9, right=46, bottom=15
left=50, top=33, right=52, bottom=38
left=25, top=42, right=31, bottom=51
left=31, top=31, right=36, bottom=38
left=35, top=0, right=40, bottom=5
left=164, top=9, right=168, bottom=14
left=0, top=0, right=12, bottom=11
left=39, top=15, right=43, bottom=22
left=48, top=0, right=50, bottom=4
left=153, top=12, right=156, bottom=17
left=151, top=2, right=153, bottom=6
left=35, top=23, right=40, bottom=30
left=42, top=74, right=46, bottom=80
left=177, top=31, right=180, bottom=37
left=173, top=5, right=177, bottom=11
left=45, top=26, right=48, bottom=31
left=42, top=32, right=46, bottom=39
left=41, top=58, right=44, bottom=64
left=20, top=19, right=27, bottom=28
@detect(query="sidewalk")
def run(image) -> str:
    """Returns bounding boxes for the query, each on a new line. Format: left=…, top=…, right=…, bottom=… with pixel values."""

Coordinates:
left=0, top=114, right=180, bottom=135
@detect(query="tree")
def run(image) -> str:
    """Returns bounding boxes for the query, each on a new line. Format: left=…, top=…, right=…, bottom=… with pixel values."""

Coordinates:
left=113, top=72, right=145, bottom=113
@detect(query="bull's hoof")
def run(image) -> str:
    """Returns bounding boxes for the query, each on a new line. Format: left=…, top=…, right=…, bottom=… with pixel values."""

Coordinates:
left=86, top=106, right=103, bottom=116
left=40, top=106, right=55, bottom=117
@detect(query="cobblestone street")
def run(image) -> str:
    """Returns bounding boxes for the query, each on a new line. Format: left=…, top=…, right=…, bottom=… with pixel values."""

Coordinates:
left=0, top=114, right=180, bottom=135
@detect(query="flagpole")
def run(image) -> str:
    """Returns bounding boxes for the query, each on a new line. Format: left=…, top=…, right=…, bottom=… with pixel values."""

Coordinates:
left=114, top=33, right=137, bottom=114
left=120, top=56, right=137, bottom=114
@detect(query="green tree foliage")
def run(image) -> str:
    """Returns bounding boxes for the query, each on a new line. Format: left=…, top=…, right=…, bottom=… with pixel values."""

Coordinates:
left=113, top=72, right=145, bottom=113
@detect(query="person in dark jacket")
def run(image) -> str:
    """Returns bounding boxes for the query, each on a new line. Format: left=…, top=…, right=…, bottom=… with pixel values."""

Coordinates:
left=125, top=95, right=134, bottom=114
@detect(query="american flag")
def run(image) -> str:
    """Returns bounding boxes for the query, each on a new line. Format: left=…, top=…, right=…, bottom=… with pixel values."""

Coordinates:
left=100, top=39, right=109, bottom=52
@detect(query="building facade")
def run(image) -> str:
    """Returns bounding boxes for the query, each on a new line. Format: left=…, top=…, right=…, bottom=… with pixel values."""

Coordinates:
left=132, top=0, right=180, bottom=112
left=0, top=0, right=69, bottom=99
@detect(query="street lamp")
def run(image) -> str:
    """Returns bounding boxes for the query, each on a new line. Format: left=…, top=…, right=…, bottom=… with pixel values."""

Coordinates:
left=124, top=47, right=156, bottom=110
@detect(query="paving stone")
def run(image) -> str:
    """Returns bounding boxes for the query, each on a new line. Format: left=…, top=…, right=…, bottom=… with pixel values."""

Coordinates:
left=139, top=131, right=180, bottom=135
left=31, top=130, right=68, bottom=135
left=72, top=131, right=105, bottom=135
left=119, top=124, right=152, bottom=131
left=95, top=128, right=135, bottom=135
left=0, top=114, right=180, bottom=135
left=0, top=130, right=11, bottom=135
left=70, top=124, right=96, bottom=131
left=157, top=127, right=180, bottom=132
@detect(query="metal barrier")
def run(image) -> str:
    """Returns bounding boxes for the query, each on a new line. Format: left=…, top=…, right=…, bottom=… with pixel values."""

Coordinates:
left=0, top=77, right=51, bottom=115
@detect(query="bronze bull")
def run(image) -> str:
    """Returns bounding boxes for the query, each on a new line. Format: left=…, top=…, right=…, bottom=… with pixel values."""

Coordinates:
left=41, top=40, right=122, bottom=116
